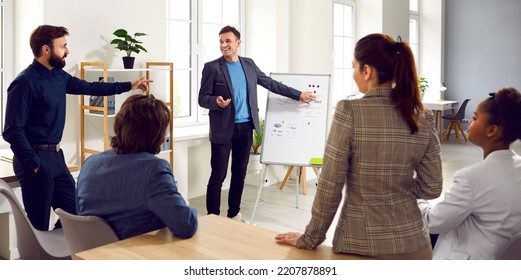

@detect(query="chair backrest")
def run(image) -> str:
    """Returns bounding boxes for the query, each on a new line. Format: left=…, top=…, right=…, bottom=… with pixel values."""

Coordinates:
left=452, top=98, right=471, bottom=120
left=496, top=232, right=521, bottom=260
left=55, top=208, right=119, bottom=256
left=0, top=179, right=70, bottom=259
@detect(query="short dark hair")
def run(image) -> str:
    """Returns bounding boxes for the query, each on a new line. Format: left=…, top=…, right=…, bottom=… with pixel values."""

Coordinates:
left=219, top=25, right=241, bottom=40
left=111, top=94, right=171, bottom=155
left=30, top=25, right=69, bottom=57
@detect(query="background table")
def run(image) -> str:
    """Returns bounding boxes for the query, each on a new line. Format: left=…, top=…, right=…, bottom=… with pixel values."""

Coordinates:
left=422, top=100, right=459, bottom=138
left=0, top=160, right=18, bottom=183
left=75, top=215, right=374, bottom=260
left=1, top=159, right=78, bottom=183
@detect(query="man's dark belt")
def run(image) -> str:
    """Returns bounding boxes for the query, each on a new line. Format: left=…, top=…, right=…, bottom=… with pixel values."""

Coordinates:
left=32, top=143, right=60, bottom=152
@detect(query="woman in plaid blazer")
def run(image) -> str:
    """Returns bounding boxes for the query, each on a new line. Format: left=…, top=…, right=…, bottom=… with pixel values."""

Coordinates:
left=276, top=34, right=443, bottom=259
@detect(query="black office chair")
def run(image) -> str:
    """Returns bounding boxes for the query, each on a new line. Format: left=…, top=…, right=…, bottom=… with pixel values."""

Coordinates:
left=441, top=99, right=471, bottom=144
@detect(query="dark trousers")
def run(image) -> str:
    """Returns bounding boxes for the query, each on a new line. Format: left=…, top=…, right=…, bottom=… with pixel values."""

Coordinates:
left=13, top=150, right=77, bottom=231
left=430, top=233, right=439, bottom=249
left=206, top=121, right=253, bottom=218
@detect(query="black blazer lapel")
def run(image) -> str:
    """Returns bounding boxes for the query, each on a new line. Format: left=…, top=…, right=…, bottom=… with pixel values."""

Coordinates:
left=219, top=57, right=234, bottom=99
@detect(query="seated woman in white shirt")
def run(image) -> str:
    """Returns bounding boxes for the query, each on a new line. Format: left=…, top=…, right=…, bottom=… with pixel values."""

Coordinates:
left=418, top=87, right=521, bottom=259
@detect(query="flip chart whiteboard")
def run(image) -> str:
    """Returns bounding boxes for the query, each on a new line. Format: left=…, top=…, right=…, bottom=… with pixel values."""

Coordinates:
left=260, top=73, right=331, bottom=166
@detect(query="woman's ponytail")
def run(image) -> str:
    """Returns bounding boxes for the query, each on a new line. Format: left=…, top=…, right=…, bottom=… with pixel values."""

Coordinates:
left=354, top=34, right=424, bottom=134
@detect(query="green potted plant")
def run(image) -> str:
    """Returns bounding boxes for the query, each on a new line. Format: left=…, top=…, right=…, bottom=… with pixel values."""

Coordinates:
left=248, top=119, right=264, bottom=173
left=419, top=77, right=429, bottom=100
left=110, top=29, right=148, bottom=69
left=251, top=119, right=264, bottom=155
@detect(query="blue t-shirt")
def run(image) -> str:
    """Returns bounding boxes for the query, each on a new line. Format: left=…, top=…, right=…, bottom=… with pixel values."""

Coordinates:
left=226, top=60, right=251, bottom=123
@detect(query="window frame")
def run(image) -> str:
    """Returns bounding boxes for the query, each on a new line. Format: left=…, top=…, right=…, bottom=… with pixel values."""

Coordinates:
left=1, top=0, right=14, bottom=138
left=409, top=0, right=420, bottom=70
left=165, top=0, right=245, bottom=127
left=332, top=0, right=357, bottom=108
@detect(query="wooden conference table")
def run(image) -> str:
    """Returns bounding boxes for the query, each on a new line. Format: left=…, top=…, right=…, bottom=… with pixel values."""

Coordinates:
left=75, top=215, right=373, bottom=260
left=422, top=100, right=459, bottom=139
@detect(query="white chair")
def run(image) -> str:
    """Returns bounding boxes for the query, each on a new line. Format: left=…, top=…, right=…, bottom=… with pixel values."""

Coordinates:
left=0, top=179, right=70, bottom=260
left=55, top=208, right=119, bottom=256
left=496, top=232, right=521, bottom=260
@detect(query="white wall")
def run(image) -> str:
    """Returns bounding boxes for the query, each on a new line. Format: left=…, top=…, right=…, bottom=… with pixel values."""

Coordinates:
left=13, top=0, right=43, bottom=73
left=43, top=0, right=166, bottom=69
left=357, top=0, right=409, bottom=40
left=39, top=1, right=166, bottom=164
left=444, top=0, right=521, bottom=117
left=355, top=0, right=445, bottom=102
left=356, top=0, right=383, bottom=37
left=245, top=0, right=283, bottom=121
left=382, top=0, right=409, bottom=40
left=288, top=0, right=332, bottom=74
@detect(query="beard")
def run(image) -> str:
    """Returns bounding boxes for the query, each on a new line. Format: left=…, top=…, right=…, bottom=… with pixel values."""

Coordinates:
left=49, top=51, right=66, bottom=69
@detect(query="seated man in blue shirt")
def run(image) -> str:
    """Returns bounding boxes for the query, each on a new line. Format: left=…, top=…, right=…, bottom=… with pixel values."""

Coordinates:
left=76, top=94, right=198, bottom=240
left=2, top=25, right=150, bottom=231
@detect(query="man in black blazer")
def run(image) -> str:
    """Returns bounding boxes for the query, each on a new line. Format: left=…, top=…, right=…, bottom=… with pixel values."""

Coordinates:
left=198, top=25, right=315, bottom=222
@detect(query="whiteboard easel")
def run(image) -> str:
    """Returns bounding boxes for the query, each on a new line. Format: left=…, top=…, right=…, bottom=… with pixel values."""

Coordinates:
left=250, top=73, right=330, bottom=224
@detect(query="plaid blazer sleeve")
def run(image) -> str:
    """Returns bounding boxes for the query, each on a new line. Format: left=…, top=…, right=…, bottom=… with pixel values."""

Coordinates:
left=297, top=100, right=353, bottom=249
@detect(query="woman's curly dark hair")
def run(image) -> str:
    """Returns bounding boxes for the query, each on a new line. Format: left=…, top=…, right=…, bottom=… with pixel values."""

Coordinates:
left=482, top=87, right=521, bottom=145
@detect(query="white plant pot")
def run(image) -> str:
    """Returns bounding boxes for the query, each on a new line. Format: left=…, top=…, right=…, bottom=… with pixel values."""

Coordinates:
left=247, top=154, right=262, bottom=172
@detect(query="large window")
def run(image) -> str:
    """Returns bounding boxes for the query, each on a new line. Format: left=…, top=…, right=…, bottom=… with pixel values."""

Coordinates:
left=1, top=0, right=13, bottom=135
left=409, top=0, right=419, bottom=68
left=166, top=0, right=243, bottom=125
left=332, top=0, right=356, bottom=106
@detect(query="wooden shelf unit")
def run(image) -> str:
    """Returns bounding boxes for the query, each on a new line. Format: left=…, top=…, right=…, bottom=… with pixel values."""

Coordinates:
left=79, top=61, right=174, bottom=170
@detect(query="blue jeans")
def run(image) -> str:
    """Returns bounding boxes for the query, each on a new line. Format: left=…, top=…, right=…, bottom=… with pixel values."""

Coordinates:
left=206, top=121, right=253, bottom=217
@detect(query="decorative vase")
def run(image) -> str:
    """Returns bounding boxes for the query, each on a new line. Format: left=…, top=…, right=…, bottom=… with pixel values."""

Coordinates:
left=122, top=56, right=135, bottom=69
left=247, top=154, right=262, bottom=173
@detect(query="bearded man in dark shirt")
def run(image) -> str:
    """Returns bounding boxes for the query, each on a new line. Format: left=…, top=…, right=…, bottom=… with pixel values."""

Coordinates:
left=3, top=25, right=150, bottom=231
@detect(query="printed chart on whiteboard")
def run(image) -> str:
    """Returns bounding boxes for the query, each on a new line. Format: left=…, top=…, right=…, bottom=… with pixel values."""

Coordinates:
left=260, top=73, right=331, bottom=166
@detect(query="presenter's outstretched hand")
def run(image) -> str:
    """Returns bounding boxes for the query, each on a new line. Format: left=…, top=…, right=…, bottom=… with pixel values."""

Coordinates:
left=216, top=96, right=231, bottom=108
left=299, top=91, right=316, bottom=104
left=131, top=76, right=153, bottom=93
left=275, top=232, right=302, bottom=247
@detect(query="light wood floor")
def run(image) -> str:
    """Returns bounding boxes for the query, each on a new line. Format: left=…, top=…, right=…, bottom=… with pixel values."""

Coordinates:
left=189, top=136, right=521, bottom=246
